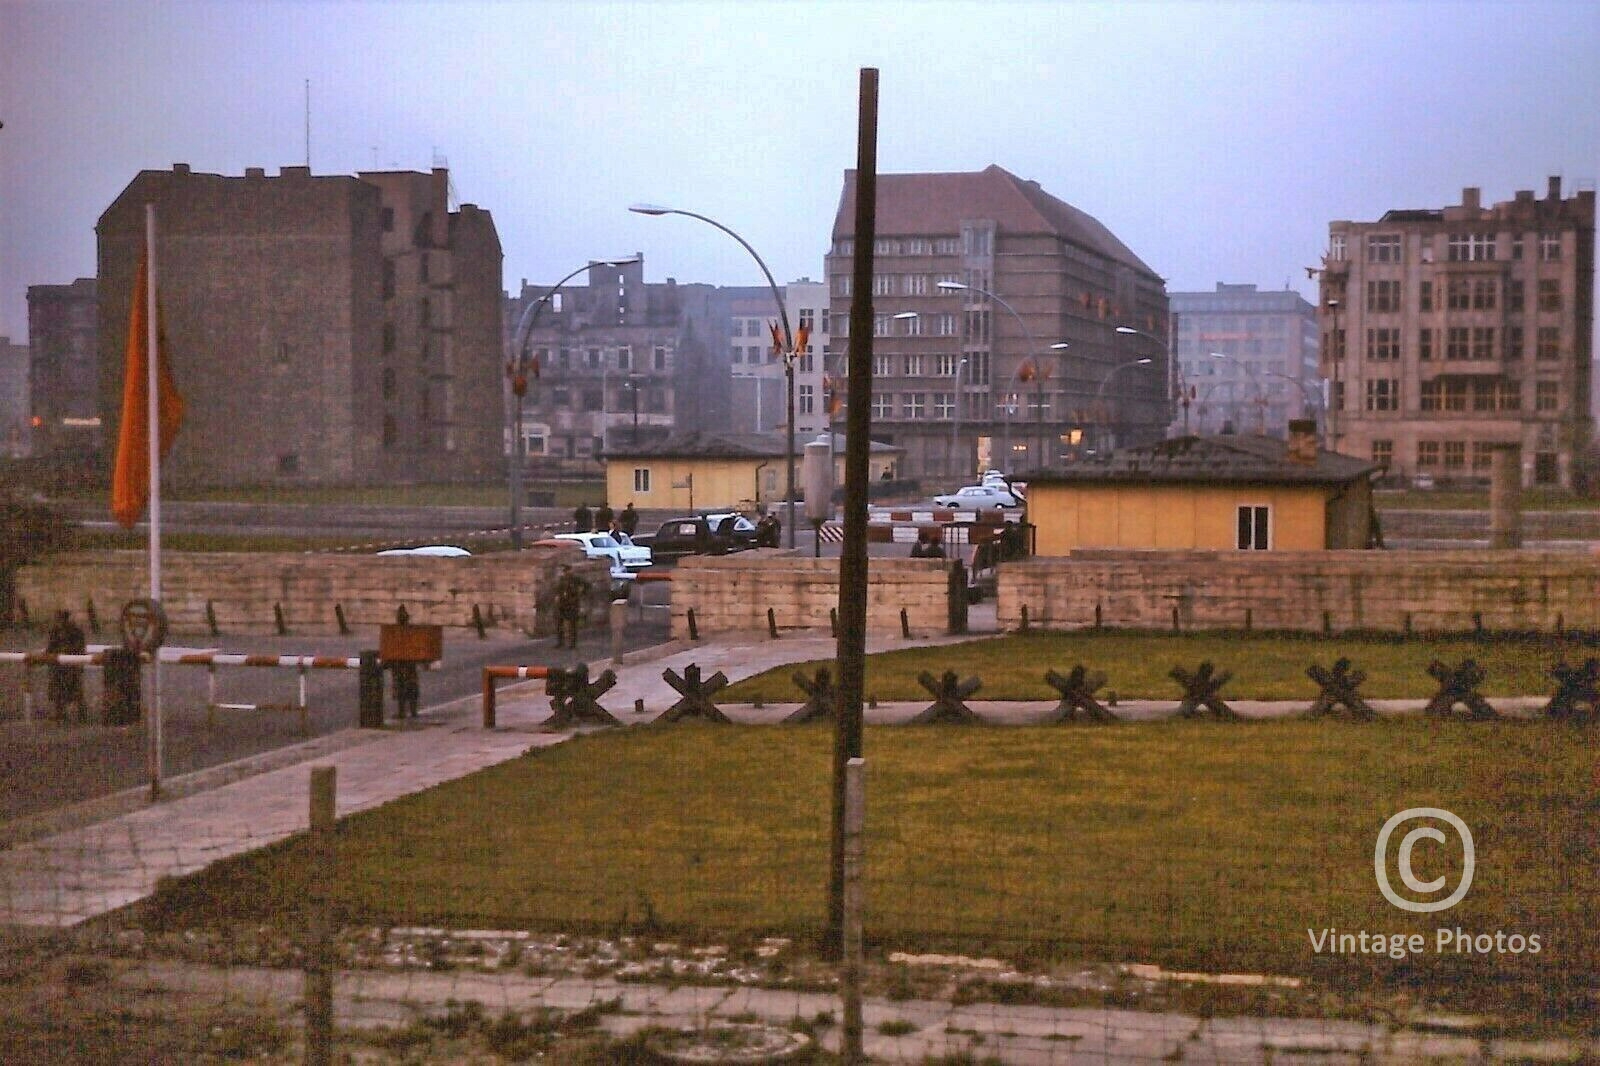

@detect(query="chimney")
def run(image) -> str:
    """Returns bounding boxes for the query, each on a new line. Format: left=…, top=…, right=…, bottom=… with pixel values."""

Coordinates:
left=280, top=165, right=310, bottom=178
left=1547, top=175, right=1562, bottom=201
left=1286, top=419, right=1318, bottom=465
left=172, top=163, right=190, bottom=174
left=245, top=167, right=265, bottom=180
left=1461, top=187, right=1480, bottom=211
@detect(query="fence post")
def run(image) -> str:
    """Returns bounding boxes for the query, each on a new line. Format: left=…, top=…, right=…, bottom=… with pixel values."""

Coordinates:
left=305, top=766, right=336, bottom=1066
left=357, top=651, right=383, bottom=728
left=298, top=664, right=310, bottom=732
left=482, top=670, right=498, bottom=729
left=841, top=756, right=865, bottom=1064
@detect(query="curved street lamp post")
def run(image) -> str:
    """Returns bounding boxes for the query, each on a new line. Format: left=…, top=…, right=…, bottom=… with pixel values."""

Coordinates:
left=508, top=257, right=640, bottom=548
left=1208, top=351, right=1267, bottom=434
left=1091, top=358, right=1154, bottom=451
left=631, top=204, right=797, bottom=547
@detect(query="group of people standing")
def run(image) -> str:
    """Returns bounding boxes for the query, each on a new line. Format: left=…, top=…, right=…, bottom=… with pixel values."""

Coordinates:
left=572, top=501, right=639, bottom=538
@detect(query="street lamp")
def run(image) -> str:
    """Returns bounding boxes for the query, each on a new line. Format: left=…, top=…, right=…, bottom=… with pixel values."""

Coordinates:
left=1208, top=352, right=1267, bottom=434
left=630, top=203, right=797, bottom=547
left=937, top=280, right=1067, bottom=472
left=507, top=257, right=640, bottom=549
left=1092, top=358, right=1153, bottom=451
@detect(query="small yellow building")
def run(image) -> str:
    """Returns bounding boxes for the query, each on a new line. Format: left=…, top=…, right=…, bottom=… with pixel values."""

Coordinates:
left=1025, top=430, right=1379, bottom=554
left=604, top=431, right=902, bottom=512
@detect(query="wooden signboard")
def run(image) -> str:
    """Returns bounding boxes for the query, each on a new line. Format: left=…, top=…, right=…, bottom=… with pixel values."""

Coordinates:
left=380, top=623, right=443, bottom=663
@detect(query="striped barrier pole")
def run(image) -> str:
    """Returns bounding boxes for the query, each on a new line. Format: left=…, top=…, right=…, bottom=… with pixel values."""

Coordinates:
left=481, top=664, right=551, bottom=728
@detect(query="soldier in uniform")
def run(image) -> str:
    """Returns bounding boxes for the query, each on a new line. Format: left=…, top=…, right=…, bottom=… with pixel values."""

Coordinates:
left=554, top=564, right=591, bottom=649
left=45, top=610, right=89, bottom=723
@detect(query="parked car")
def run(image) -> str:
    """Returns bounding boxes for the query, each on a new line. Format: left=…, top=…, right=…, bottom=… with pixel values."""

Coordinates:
left=550, top=532, right=644, bottom=586
left=635, top=514, right=757, bottom=561
left=933, top=484, right=1023, bottom=509
left=609, top=531, right=654, bottom=570
left=376, top=545, right=472, bottom=557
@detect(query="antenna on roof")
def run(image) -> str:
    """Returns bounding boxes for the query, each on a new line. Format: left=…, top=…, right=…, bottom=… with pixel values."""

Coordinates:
left=304, top=79, right=311, bottom=169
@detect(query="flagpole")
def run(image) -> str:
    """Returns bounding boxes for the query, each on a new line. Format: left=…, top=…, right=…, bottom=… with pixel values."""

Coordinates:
left=145, top=203, right=164, bottom=801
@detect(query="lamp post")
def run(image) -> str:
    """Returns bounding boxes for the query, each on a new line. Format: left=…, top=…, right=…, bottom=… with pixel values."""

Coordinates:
left=937, top=280, right=1067, bottom=473
left=508, top=257, right=640, bottom=548
left=1092, top=358, right=1153, bottom=451
left=1207, top=352, right=1267, bottom=434
left=631, top=204, right=797, bottom=547
left=1258, top=368, right=1319, bottom=438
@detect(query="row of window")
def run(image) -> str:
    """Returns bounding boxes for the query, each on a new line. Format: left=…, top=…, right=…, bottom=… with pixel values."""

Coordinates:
left=730, top=311, right=824, bottom=338
left=1373, top=439, right=1540, bottom=473
left=1331, top=231, right=1564, bottom=263
left=531, top=345, right=673, bottom=372
left=1362, top=277, right=1565, bottom=315
left=1348, top=377, right=1561, bottom=413
left=1334, top=325, right=1566, bottom=362
left=830, top=234, right=984, bottom=257
left=525, top=385, right=668, bottom=413
left=832, top=272, right=975, bottom=298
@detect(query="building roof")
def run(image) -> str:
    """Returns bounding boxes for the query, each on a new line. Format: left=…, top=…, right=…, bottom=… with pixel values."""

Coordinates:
left=833, top=164, right=1159, bottom=279
left=1028, top=434, right=1377, bottom=487
left=606, top=430, right=899, bottom=461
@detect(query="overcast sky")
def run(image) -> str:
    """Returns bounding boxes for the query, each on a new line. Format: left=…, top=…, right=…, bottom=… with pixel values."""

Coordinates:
left=2, top=0, right=1597, bottom=344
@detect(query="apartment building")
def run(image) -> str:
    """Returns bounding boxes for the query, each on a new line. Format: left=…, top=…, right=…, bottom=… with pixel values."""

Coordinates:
left=98, top=164, right=504, bottom=486
left=827, top=165, right=1169, bottom=480
left=1319, top=178, right=1595, bottom=488
left=726, top=278, right=831, bottom=439
left=1171, top=283, right=1320, bottom=438
left=25, top=278, right=99, bottom=457
left=0, top=335, right=28, bottom=458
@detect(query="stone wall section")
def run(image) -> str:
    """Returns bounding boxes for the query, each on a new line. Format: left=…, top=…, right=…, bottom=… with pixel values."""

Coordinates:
left=670, top=551, right=952, bottom=637
left=15, top=548, right=610, bottom=636
left=998, top=550, right=1600, bottom=633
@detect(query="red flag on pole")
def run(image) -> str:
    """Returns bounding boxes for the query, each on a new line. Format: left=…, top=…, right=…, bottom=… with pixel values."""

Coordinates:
left=111, top=250, right=184, bottom=528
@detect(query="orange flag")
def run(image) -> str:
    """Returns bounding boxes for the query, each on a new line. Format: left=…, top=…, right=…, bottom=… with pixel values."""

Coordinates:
left=111, top=251, right=185, bottom=528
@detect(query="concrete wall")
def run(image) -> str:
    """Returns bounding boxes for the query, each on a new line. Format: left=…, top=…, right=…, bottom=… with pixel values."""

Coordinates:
left=14, top=548, right=611, bottom=637
left=669, top=551, right=954, bottom=638
left=997, top=549, right=1600, bottom=633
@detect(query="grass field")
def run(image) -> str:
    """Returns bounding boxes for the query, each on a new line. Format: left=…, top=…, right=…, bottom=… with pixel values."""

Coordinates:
left=721, top=631, right=1588, bottom=702
left=146, top=720, right=1597, bottom=1014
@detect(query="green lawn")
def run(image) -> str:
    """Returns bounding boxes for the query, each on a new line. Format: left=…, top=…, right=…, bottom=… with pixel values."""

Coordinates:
left=722, top=632, right=1583, bottom=702
left=146, top=721, right=1597, bottom=1007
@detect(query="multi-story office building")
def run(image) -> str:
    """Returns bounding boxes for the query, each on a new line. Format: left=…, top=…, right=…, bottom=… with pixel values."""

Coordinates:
left=827, top=164, right=1169, bottom=480
left=508, top=258, right=723, bottom=474
left=1319, top=179, right=1595, bottom=488
left=98, top=164, right=504, bottom=486
left=727, top=278, right=831, bottom=440
left=1171, top=283, right=1319, bottom=438
left=25, top=278, right=99, bottom=457
left=0, top=335, right=29, bottom=458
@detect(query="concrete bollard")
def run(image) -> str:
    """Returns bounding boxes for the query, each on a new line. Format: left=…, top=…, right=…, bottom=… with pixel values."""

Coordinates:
left=610, top=599, right=627, bottom=663
left=1489, top=443, right=1523, bottom=549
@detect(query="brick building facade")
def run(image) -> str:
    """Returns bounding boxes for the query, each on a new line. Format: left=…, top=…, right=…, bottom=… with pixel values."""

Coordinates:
left=97, top=164, right=503, bottom=487
left=25, top=278, right=99, bottom=457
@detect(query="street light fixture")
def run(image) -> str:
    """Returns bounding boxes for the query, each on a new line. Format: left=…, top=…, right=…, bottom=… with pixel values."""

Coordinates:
left=630, top=203, right=797, bottom=546
left=507, top=256, right=640, bottom=548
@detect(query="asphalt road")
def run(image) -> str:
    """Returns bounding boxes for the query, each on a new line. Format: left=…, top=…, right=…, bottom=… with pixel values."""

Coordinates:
left=0, top=595, right=671, bottom=821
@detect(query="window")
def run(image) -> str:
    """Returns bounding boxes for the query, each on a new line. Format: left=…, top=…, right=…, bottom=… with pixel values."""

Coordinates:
left=902, top=314, right=923, bottom=336
left=798, top=307, right=814, bottom=332
left=873, top=314, right=892, bottom=337
left=730, top=319, right=744, bottom=338
left=798, top=384, right=815, bottom=414
left=1372, top=439, right=1393, bottom=468
left=1421, top=379, right=1467, bottom=412
left=1443, top=441, right=1466, bottom=470
left=874, top=238, right=899, bottom=256
left=934, top=393, right=955, bottom=419
left=633, top=468, right=650, bottom=493
left=1446, top=278, right=1471, bottom=310
left=797, top=351, right=814, bottom=373
left=582, top=388, right=603, bottom=412
left=871, top=394, right=892, bottom=419
left=933, top=313, right=957, bottom=336
left=1538, top=279, right=1562, bottom=311
left=617, top=345, right=632, bottom=370
left=653, top=345, right=668, bottom=371
left=1366, top=279, right=1401, bottom=312
left=1365, top=378, right=1399, bottom=411
left=833, top=275, right=851, bottom=297
left=902, top=393, right=926, bottom=419
left=1508, top=279, right=1524, bottom=312
left=1331, top=380, right=1345, bottom=411
left=1366, top=328, right=1401, bottom=360
left=1419, top=281, right=1433, bottom=312
left=833, top=238, right=853, bottom=256
left=1446, top=327, right=1470, bottom=360
left=1236, top=505, right=1270, bottom=551
left=872, top=354, right=894, bottom=376
left=1505, top=326, right=1523, bottom=360
left=1328, top=234, right=1347, bottom=261
left=937, top=353, right=963, bottom=376
left=1417, top=441, right=1440, bottom=468
left=1471, top=327, right=1496, bottom=361
left=961, top=226, right=992, bottom=256
left=1471, top=278, right=1497, bottom=309
left=1539, top=232, right=1562, bottom=261
left=1537, top=326, right=1560, bottom=360
left=933, top=237, right=960, bottom=255
left=558, top=347, right=573, bottom=370
left=904, top=354, right=924, bottom=376
left=905, top=238, right=927, bottom=255
left=1472, top=442, right=1495, bottom=472
left=1418, top=327, right=1433, bottom=361
left=1324, top=328, right=1346, bottom=360
left=729, top=345, right=742, bottom=364
left=937, top=273, right=962, bottom=293
left=1447, top=233, right=1495, bottom=261
left=964, top=309, right=990, bottom=342
left=820, top=308, right=830, bottom=334
left=1511, top=235, right=1524, bottom=260
left=1366, top=234, right=1402, bottom=262
left=903, top=275, right=927, bottom=296
left=1535, top=452, right=1558, bottom=485
left=586, top=347, right=601, bottom=369
left=1536, top=381, right=1559, bottom=412
left=872, top=274, right=895, bottom=297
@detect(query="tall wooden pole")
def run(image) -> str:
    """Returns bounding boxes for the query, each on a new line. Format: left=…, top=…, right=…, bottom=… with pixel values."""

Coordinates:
left=145, top=204, right=164, bottom=801
left=830, top=66, right=877, bottom=956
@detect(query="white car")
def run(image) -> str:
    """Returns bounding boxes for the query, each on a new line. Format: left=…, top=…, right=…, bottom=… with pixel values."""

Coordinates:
left=376, top=545, right=472, bottom=557
left=551, top=532, right=649, bottom=581
left=933, top=484, right=1023, bottom=509
left=608, top=531, right=654, bottom=570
